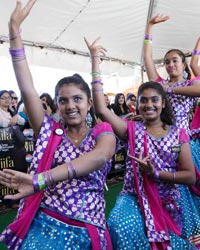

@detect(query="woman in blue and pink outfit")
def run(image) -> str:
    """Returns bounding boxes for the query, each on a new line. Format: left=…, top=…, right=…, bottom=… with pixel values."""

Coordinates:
left=0, top=1, right=116, bottom=249
left=85, top=36, right=198, bottom=249
left=143, top=14, right=200, bottom=248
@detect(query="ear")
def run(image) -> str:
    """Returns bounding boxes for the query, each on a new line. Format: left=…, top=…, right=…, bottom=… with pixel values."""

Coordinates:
left=88, top=98, right=93, bottom=111
left=162, top=99, right=165, bottom=109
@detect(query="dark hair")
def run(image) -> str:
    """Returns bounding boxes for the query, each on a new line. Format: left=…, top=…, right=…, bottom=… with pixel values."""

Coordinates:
left=126, top=93, right=136, bottom=101
left=112, top=93, right=129, bottom=116
left=164, top=49, right=191, bottom=80
left=40, top=92, right=57, bottom=114
left=137, top=81, right=174, bottom=126
left=0, top=90, right=10, bottom=98
left=55, top=74, right=96, bottom=127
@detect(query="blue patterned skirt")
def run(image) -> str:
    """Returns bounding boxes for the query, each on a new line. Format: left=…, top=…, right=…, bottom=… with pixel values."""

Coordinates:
left=20, top=211, right=91, bottom=250
left=107, top=194, right=197, bottom=250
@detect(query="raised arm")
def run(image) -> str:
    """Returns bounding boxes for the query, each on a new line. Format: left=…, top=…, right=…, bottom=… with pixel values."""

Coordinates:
left=190, top=37, right=200, bottom=76
left=84, top=37, right=128, bottom=139
left=9, top=0, right=44, bottom=137
left=143, top=14, right=170, bottom=81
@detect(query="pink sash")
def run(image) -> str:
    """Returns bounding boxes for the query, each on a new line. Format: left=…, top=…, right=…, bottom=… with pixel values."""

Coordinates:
left=8, top=121, right=63, bottom=240
left=127, top=121, right=181, bottom=249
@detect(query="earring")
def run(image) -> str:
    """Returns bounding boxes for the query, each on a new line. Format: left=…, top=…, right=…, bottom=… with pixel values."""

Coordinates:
left=182, top=70, right=188, bottom=80
left=86, top=112, right=93, bottom=128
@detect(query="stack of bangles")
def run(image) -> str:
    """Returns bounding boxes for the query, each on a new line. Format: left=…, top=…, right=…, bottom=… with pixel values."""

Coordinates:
left=9, top=47, right=26, bottom=62
left=144, top=34, right=152, bottom=44
left=32, top=162, right=77, bottom=193
left=192, top=50, right=200, bottom=55
left=91, top=72, right=103, bottom=92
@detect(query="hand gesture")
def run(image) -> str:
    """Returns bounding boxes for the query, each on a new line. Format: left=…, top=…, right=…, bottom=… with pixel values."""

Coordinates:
left=148, top=14, right=170, bottom=26
left=84, top=37, right=107, bottom=58
left=128, top=152, right=154, bottom=175
left=9, top=0, right=37, bottom=31
left=0, top=169, right=34, bottom=200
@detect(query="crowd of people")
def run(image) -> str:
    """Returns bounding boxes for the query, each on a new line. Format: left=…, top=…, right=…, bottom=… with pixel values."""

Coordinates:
left=0, top=1, right=200, bottom=249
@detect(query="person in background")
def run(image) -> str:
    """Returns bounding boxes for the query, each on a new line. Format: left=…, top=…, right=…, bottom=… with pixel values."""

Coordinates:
left=9, top=90, right=18, bottom=116
left=104, top=94, right=112, bottom=110
left=126, top=93, right=136, bottom=115
left=110, top=93, right=129, bottom=117
left=0, top=1, right=116, bottom=249
left=85, top=36, right=198, bottom=249
left=0, top=90, right=24, bottom=128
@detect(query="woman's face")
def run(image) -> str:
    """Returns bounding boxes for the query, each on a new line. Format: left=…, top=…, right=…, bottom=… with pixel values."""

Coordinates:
left=164, top=51, right=185, bottom=78
left=56, top=83, right=92, bottom=127
left=104, top=95, right=110, bottom=107
left=138, top=88, right=164, bottom=122
left=118, top=95, right=125, bottom=105
left=0, top=92, right=12, bottom=109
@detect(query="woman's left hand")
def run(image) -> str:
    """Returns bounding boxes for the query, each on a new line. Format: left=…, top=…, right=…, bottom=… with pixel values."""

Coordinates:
left=84, top=37, right=107, bottom=58
left=128, top=152, right=154, bottom=175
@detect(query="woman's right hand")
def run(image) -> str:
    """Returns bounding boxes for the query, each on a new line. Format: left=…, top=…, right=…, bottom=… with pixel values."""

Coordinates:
left=148, top=14, right=170, bottom=26
left=9, top=0, right=37, bottom=32
left=0, top=169, right=34, bottom=200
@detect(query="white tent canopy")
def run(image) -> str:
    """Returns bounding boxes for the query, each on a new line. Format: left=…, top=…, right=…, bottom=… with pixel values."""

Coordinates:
left=0, top=0, right=200, bottom=96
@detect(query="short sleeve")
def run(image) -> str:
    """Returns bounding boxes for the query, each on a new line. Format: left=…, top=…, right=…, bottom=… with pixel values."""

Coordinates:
left=189, top=76, right=200, bottom=85
left=92, top=122, right=114, bottom=141
left=179, top=128, right=190, bottom=144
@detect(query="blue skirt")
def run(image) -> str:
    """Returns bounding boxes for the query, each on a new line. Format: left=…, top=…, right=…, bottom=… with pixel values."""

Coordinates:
left=107, top=194, right=197, bottom=250
left=20, top=211, right=91, bottom=250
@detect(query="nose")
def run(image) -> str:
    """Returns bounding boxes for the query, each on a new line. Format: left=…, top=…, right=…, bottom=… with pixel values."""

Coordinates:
left=65, top=99, right=75, bottom=110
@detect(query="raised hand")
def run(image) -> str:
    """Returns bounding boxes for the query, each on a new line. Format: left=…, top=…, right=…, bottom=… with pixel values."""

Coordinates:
left=148, top=14, right=170, bottom=26
left=9, top=0, right=37, bottom=31
left=84, top=37, right=107, bottom=58
left=128, top=152, right=154, bottom=175
left=0, top=169, right=34, bottom=200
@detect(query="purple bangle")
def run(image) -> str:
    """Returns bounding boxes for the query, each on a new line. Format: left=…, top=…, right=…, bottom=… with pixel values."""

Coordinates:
left=9, top=48, right=25, bottom=56
left=154, top=170, right=160, bottom=181
left=144, top=34, right=152, bottom=40
left=192, top=50, right=200, bottom=55
left=48, top=170, right=55, bottom=186
left=9, top=29, right=21, bottom=40
left=91, top=80, right=103, bottom=85
left=67, top=162, right=77, bottom=180
left=32, top=174, right=40, bottom=193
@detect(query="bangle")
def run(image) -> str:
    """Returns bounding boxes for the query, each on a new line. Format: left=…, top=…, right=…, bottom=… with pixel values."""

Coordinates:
left=192, top=50, right=200, bottom=55
left=33, top=174, right=40, bottom=193
left=9, top=47, right=26, bottom=62
left=153, top=170, right=160, bottom=180
left=32, top=173, right=46, bottom=193
left=67, top=162, right=77, bottom=180
left=9, top=29, right=21, bottom=40
left=144, top=34, right=152, bottom=40
left=144, top=39, right=152, bottom=44
left=172, top=172, right=176, bottom=182
left=48, top=170, right=55, bottom=186
left=167, top=85, right=174, bottom=94
left=91, top=72, right=101, bottom=77
left=91, top=80, right=103, bottom=85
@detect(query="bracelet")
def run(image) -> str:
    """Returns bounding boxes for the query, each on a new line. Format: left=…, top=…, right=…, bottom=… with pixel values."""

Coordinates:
left=91, top=71, right=101, bottom=77
left=192, top=50, right=200, bottom=55
left=167, top=85, right=174, bottom=94
left=172, top=172, right=176, bottom=182
left=67, top=162, right=77, bottom=180
left=9, top=29, right=21, bottom=40
left=144, top=34, right=152, bottom=40
left=144, top=39, right=152, bottom=44
left=32, top=173, right=46, bottom=193
left=9, top=47, right=26, bottom=62
left=48, top=170, right=55, bottom=186
left=153, top=170, right=160, bottom=181
left=91, top=80, right=103, bottom=85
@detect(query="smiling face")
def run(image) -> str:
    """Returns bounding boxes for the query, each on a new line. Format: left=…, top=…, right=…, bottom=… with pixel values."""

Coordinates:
left=138, top=88, right=165, bottom=123
left=164, top=51, right=186, bottom=79
left=56, top=83, right=92, bottom=128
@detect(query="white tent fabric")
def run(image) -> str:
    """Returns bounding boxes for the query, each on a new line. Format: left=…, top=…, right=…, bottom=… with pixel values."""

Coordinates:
left=0, top=0, right=200, bottom=95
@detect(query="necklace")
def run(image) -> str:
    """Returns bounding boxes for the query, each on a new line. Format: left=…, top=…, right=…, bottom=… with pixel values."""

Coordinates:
left=67, top=129, right=88, bottom=144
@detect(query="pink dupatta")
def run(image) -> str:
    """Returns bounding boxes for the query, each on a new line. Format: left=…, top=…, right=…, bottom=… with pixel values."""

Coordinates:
left=127, top=121, right=181, bottom=250
left=4, top=121, right=63, bottom=248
